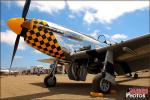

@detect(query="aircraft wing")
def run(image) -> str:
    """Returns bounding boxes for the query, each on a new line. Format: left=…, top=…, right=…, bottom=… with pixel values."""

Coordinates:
left=38, top=58, right=56, bottom=64
left=72, top=34, right=150, bottom=73
left=38, top=58, right=70, bottom=64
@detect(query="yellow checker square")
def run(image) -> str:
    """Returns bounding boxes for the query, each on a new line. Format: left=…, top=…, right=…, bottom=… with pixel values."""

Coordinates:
left=43, top=39, right=48, bottom=43
left=46, top=51, right=50, bottom=55
left=26, top=32, right=31, bottom=37
left=56, top=55, right=61, bottom=58
left=49, top=41, right=54, bottom=45
left=47, top=47, right=52, bottom=51
left=43, top=22, right=46, bottom=25
left=51, top=35, right=55, bottom=40
left=35, top=42, right=40, bottom=46
left=33, top=28, right=39, bottom=33
left=38, top=36, right=43, bottom=41
left=45, top=33, right=50, bottom=37
left=58, top=50, right=63, bottom=54
left=54, top=43, right=59, bottom=48
left=40, top=31, right=45, bottom=35
left=33, top=46, right=38, bottom=49
left=51, top=53, right=55, bottom=56
left=53, top=48, right=58, bottom=53
left=41, top=44, right=46, bottom=48
left=37, top=19, right=40, bottom=23
left=32, top=34, right=37, bottom=39
left=29, top=40, right=34, bottom=44
left=39, top=49, right=44, bottom=52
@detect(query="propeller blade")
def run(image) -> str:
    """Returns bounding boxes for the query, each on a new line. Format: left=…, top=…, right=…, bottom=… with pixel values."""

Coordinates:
left=22, top=0, right=31, bottom=18
left=9, top=35, right=20, bottom=72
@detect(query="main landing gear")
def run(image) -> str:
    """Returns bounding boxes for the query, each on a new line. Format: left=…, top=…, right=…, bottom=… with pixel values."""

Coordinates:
left=44, top=61, right=57, bottom=87
left=44, top=75, right=56, bottom=87
left=92, top=74, right=111, bottom=93
left=92, top=50, right=115, bottom=93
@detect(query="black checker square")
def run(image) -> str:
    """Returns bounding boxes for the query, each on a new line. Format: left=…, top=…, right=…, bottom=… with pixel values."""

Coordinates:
left=57, top=47, right=61, bottom=51
left=38, top=26, right=43, bottom=31
left=37, top=46, right=42, bottom=49
left=44, top=28, right=48, bottom=33
left=55, top=52, right=59, bottom=55
left=47, top=38, right=52, bottom=41
left=51, top=45, right=56, bottom=49
left=43, top=48, right=48, bottom=51
left=53, top=39, right=57, bottom=43
left=36, top=32, right=40, bottom=37
left=40, top=41, right=44, bottom=45
left=28, top=36, right=32, bottom=40
left=45, top=43, right=50, bottom=47
left=49, top=32, right=53, bottom=36
left=49, top=50, right=53, bottom=53
left=42, top=34, right=46, bottom=39
left=30, top=30, right=35, bottom=35
left=32, top=43, right=36, bottom=46
left=34, top=38, right=38, bottom=42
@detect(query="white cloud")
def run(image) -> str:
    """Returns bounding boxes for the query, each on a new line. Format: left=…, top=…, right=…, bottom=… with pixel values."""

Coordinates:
left=14, top=1, right=148, bottom=24
left=67, top=1, right=149, bottom=24
left=111, top=33, right=127, bottom=41
left=83, top=11, right=95, bottom=24
left=103, top=34, right=110, bottom=38
left=68, top=14, right=75, bottom=19
left=90, top=30, right=100, bottom=39
left=16, top=1, right=66, bottom=15
left=106, top=26, right=111, bottom=30
left=1, top=30, right=26, bottom=50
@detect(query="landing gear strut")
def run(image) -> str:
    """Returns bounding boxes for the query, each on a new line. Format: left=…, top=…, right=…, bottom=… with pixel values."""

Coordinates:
left=92, top=50, right=115, bottom=93
left=44, top=61, right=57, bottom=87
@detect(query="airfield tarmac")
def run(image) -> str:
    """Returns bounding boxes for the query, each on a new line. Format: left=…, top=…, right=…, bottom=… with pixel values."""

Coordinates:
left=0, top=69, right=150, bottom=100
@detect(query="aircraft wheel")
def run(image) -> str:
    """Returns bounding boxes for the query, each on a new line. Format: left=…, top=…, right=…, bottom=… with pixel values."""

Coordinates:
left=44, top=75, right=56, bottom=87
left=92, top=74, right=111, bottom=93
left=134, top=73, right=138, bottom=79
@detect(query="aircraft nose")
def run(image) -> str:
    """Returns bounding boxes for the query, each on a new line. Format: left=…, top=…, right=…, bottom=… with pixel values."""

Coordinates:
left=7, top=18, right=24, bottom=35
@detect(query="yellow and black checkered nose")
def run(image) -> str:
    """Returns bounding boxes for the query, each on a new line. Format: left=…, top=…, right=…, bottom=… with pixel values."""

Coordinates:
left=24, top=19, right=65, bottom=59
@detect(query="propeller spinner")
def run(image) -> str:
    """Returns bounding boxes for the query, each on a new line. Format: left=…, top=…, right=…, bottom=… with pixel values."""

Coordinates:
left=7, top=0, right=31, bottom=73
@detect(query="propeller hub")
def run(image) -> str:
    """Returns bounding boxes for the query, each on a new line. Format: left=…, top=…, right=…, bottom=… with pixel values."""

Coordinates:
left=7, top=18, right=24, bottom=35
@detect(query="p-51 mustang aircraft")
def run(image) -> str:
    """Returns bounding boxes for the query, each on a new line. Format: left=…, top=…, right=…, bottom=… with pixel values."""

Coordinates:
left=7, top=0, right=150, bottom=93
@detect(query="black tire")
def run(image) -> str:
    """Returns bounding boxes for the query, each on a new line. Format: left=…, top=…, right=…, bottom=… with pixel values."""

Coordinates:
left=92, top=74, right=111, bottom=94
left=44, top=75, right=56, bottom=87
left=134, top=73, right=138, bottom=79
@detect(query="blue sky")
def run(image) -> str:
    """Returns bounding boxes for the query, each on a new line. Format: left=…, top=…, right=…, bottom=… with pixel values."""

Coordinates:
left=1, top=1, right=149, bottom=69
